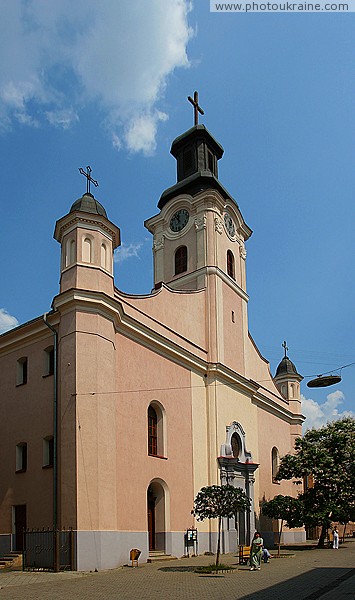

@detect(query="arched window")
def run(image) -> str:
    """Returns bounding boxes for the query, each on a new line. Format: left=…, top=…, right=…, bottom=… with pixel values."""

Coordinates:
left=227, top=250, right=235, bottom=279
left=148, top=406, right=158, bottom=456
left=272, top=447, right=280, bottom=482
left=82, top=237, right=92, bottom=263
left=65, top=238, right=76, bottom=267
left=148, top=403, right=165, bottom=457
left=175, top=246, right=187, bottom=275
left=101, top=243, right=108, bottom=270
left=231, top=433, right=241, bottom=459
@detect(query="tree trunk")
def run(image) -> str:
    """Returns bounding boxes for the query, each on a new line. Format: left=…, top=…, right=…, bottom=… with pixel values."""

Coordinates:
left=317, top=523, right=327, bottom=548
left=216, top=516, right=221, bottom=567
left=342, top=523, right=347, bottom=543
left=278, top=519, right=283, bottom=558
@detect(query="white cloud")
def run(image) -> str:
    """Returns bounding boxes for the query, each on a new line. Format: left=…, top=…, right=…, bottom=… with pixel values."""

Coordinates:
left=124, top=111, right=168, bottom=156
left=0, top=308, right=19, bottom=334
left=114, top=242, right=143, bottom=263
left=0, top=0, right=193, bottom=152
left=302, top=390, right=355, bottom=432
left=45, top=109, right=79, bottom=129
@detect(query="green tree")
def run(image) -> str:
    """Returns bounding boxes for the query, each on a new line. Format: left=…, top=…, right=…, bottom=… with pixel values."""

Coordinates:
left=193, top=484, right=250, bottom=566
left=262, top=495, right=304, bottom=556
left=275, top=417, right=355, bottom=547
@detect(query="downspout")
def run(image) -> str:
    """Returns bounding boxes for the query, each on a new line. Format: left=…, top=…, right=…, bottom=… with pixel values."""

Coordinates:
left=43, top=313, right=58, bottom=536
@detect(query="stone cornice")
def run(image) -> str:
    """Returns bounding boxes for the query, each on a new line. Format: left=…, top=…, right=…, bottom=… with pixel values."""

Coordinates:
left=167, top=265, right=249, bottom=302
left=251, top=389, right=305, bottom=425
left=0, top=313, right=59, bottom=356
left=52, top=289, right=208, bottom=373
left=205, top=362, right=304, bottom=424
left=54, top=211, right=120, bottom=248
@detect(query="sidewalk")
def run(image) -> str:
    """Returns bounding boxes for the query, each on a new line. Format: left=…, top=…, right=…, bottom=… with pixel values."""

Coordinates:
left=0, top=541, right=354, bottom=599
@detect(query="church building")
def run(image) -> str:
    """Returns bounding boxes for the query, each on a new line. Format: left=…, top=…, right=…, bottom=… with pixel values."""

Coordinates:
left=0, top=107, right=305, bottom=570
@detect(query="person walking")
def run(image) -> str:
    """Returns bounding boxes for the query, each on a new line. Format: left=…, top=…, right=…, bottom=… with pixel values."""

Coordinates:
left=333, top=527, right=339, bottom=549
left=250, top=531, right=264, bottom=570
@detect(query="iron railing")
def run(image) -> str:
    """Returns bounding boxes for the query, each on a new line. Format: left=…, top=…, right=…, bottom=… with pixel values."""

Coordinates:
left=23, top=528, right=74, bottom=571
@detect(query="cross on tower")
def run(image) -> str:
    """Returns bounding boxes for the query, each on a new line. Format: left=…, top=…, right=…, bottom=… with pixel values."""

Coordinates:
left=282, top=340, right=289, bottom=357
left=79, top=165, right=99, bottom=194
left=187, top=91, right=204, bottom=126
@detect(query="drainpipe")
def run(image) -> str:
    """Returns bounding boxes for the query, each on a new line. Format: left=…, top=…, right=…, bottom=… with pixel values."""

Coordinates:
left=43, top=313, right=59, bottom=570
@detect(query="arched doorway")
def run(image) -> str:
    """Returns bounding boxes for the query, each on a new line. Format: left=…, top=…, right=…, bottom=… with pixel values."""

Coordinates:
left=147, top=480, right=167, bottom=552
left=218, top=421, right=259, bottom=548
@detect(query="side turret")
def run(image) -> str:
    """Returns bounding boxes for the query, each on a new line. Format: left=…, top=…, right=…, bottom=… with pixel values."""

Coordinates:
left=54, top=192, right=121, bottom=296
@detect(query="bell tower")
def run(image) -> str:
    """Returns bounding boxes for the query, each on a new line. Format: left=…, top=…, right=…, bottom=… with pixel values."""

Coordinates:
left=145, top=94, right=252, bottom=294
left=145, top=93, right=252, bottom=371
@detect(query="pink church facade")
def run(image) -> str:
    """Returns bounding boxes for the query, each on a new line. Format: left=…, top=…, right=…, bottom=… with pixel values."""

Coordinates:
left=0, top=123, right=305, bottom=570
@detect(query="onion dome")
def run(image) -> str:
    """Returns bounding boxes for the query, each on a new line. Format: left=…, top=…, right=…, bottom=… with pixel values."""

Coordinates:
left=70, top=193, right=107, bottom=218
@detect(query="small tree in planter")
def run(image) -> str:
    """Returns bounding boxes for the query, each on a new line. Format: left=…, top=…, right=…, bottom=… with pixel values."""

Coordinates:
left=193, top=484, right=250, bottom=567
left=262, top=495, right=304, bottom=556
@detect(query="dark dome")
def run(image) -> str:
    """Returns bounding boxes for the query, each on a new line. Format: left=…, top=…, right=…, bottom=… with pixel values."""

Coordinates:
left=275, top=356, right=299, bottom=377
left=70, top=193, right=107, bottom=218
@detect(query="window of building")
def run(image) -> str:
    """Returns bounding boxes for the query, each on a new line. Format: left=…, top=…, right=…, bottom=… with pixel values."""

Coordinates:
left=43, top=437, right=54, bottom=468
left=148, top=402, right=166, bottom=458
left=175, top=246, right=187, bottom=275
left=101, top=242, right=109, bottom=271
left=207, top=150, right=215, bottom=174
left=43, top=346, right=54, bottom=377
left=65, top=238, right=76, bottom=267
left=227, top=250, right=235, bottom=280
left=16, top=357, right=28, bottom=386
left=272, top=447, right=280, bottom=482
left=82, top=237, right=93, bottom=263
left=148, top=406, right=158, bottom=456
left=183, top=147, right=195, bottom=175
left=16, top=443, right=27, bottom=472
left=231, top=433, right=241, bottom=459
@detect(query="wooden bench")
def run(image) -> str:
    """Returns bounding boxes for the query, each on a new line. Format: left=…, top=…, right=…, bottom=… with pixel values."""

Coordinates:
left=238, top=545, right=251, bottom=565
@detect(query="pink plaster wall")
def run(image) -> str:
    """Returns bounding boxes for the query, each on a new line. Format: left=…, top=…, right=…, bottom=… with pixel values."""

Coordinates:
left=114, top=334, right=194, bottom=532
left=0, top=326, right=54, bottom=533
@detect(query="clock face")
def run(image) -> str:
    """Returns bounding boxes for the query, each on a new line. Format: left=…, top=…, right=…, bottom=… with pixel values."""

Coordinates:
left=224, top=213, right=236, bottom=238
left=170, top=209, right=189, bottom=232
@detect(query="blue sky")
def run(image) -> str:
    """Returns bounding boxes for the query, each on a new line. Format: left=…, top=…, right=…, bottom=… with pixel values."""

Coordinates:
left=0, top=0, right=354, bottom=430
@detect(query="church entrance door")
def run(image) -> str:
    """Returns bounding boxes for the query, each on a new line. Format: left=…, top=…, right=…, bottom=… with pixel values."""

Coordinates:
left=148, top=496, right=156, bottom=551
left=147, top=480, right=167, bottom=553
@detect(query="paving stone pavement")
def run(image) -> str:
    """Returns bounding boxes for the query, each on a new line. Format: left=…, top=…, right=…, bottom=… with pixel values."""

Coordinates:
left=0, top=541, right=354, bottom=600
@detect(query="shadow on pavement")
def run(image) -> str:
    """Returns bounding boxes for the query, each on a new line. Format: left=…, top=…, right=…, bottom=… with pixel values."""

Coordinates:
left=238, top=567, right=355, bottom=600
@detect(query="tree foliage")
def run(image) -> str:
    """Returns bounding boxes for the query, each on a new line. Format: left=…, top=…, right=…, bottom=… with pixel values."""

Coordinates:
left=275, top=417, right=355, bottom=546
left=262, top=495, right=304, bottom=529
left=193, top=485, right=250, bottom=565
left=262, top=494, right=304, bottom=555
left=194, top=485, right=250, bottom=521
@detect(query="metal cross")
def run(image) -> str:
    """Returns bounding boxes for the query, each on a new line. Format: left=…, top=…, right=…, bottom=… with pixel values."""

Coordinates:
left=78, top=166, right=99, bottom=194
left=282, top=340, right=289, bottom=357
left=188, top=91, right=204, bottom=126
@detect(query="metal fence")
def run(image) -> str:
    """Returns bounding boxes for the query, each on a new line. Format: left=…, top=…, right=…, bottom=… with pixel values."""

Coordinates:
left=23, top=529, right=74, bottom=571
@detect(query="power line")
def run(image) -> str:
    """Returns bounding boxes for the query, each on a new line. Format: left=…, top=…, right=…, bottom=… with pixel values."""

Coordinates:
left=71, top=361, right=354, bottom=397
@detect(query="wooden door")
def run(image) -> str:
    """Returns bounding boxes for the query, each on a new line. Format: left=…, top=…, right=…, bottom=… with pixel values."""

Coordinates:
left=148, top=499, right=155, bottom=551
left=14, top=505, right=26, bottom=551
